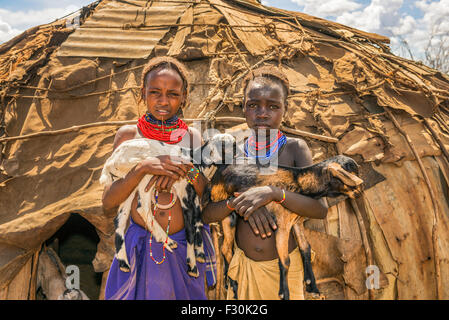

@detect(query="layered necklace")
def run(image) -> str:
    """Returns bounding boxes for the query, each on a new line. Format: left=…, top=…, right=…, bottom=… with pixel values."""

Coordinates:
left=137, top=112, right=188, bottom=144
left=147, top=186, right=178, bottom=265
left=244, top=130, right=287, bottom=160
left=137, top=111, right=187, bottom=264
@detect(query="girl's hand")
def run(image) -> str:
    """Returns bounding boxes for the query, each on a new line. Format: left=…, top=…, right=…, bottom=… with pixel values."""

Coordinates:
left=246, top=207, right=277, bottom=238
left=140, top=155, right=193, bottom=180
left=145, top=175, right=177, bottom=192
left=231, top=186, right=280, bottom=220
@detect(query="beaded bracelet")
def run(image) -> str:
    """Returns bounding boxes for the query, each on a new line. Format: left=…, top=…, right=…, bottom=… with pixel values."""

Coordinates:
left=274, top=189, right=286, bottom=204
left=186, top=167, right=200, bottom=185
left=226, top=199, right=235, bottom=211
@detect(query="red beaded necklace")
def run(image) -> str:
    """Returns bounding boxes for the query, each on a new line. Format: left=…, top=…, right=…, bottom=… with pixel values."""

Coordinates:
left=137, top=112, right=188, bottom=144
left=247, top=130, right=283, bottom=150
left=244, top=130, right=287, bottom=159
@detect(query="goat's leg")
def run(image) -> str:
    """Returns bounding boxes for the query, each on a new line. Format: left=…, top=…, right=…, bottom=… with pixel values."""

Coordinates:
left=228, top=276, right=239, bottom=300
left=194, top=221, right=206, bottom=263
left=270, top=205, right=299, bottom=300
left=181, top=184, right=200, bottom=277
left=193, top=195, right=206, bottom=263
left=221, top=213, right=236, bottom=265
left=209, top=182, right=234, bottom=262
left=222, top=254, right=238, bottom=300
left=181, top=203, right=198, bottom=277
left=115, top=194, right=134, bottom=272
left=277, top=259, right=289, bottom=300
left=211, top=224, right=223, bottom=299
left=182, top=212, right=197, bottom=279
left=292, top=220, right=320, bottom=295
left=274, top=224, right=291, bottom=300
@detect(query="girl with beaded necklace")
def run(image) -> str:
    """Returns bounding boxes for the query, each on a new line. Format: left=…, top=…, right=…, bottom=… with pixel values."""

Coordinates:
left=102, top=56, right=214, bottom=300
left=202, top=66, right=328, bottom=300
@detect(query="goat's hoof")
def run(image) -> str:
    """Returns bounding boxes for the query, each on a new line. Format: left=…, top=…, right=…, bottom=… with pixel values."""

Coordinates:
left=195, top=252, right=206, bottom=263
left=187, top=265, right=199, bottom=278
left=166, top=240, right=177, bottom=251
left=118, top=260, right=130, bottom=273
left=278, top=291, right=289, bottom=300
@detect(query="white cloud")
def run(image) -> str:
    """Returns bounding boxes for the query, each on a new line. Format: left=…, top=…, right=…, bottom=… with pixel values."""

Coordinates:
left=289, top=0, right=449, bottom=63
left=391, top=15, right=417, bottom=36
left=291, top=0, right=362, bottom=17
left=0, top=17, right=21, bottom=44
left=0, top=5, right=79, bottom=30
left=391, top=0, right=449, bottom=60
left=0, top=5, right=80, bottom=44
left=335, top=0, right=404, bottom=36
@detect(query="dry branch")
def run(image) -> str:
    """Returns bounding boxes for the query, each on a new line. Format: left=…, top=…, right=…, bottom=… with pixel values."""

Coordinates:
left=0, top=117, right=338, bottom=144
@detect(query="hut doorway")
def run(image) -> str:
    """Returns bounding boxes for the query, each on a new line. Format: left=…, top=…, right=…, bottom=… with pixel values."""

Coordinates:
left=40, top=213, right=102, bottom=300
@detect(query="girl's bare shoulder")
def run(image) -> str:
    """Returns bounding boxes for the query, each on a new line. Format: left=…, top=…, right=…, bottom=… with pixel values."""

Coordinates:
left=113, top=125, right=139, bottom=150
left=285, top=136, right=312, bottom=167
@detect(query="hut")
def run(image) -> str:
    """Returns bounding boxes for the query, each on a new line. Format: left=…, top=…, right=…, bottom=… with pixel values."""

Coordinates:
left=0, top=0, right=448, bottom=300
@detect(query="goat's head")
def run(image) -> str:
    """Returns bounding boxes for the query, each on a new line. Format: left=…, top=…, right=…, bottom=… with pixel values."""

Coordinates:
left=194, top=133, right=236, bottom=166
left=325, top=155, right=364, bottom=199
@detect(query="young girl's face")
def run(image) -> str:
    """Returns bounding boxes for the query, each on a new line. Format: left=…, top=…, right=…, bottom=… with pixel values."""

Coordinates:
left=244, top=78, right=286, bottom=133
left=142, top=68, right=185, bottom=121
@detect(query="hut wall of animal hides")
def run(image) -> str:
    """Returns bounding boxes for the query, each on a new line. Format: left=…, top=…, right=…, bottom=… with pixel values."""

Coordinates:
left=0, top=0, right=448, bottom=300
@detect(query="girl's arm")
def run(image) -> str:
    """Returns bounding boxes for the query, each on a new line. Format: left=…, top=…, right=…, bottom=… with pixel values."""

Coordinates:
left=201, top=199, right=235, bottom=224
left=231, top=138, right=328, bottom=221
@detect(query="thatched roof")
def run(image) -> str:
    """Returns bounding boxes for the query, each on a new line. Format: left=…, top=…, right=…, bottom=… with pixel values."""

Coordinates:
left=0, top=0, right=448, bottom=300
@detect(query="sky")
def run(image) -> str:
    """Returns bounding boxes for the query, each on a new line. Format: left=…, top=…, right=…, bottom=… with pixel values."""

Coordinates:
left=0, top=0, right=448, bottom=62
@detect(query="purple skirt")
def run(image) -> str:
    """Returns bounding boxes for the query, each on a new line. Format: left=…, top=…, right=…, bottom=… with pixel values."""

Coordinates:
left=105, top=218, right=216, bottom=300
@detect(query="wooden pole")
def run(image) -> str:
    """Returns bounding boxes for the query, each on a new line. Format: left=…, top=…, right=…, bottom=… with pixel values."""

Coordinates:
left=385, top=108, right=442, bottom=299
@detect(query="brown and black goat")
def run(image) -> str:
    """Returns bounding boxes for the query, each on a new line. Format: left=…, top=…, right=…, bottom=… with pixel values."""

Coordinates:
left=204, top=153, right=364, bottom=300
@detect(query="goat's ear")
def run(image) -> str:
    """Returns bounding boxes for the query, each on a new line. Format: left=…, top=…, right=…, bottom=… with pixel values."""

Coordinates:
left=328, top=163, right=364, bottom=187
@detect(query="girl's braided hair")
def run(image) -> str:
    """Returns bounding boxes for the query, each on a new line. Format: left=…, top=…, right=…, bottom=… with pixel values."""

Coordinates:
left=140, top=56, right=190, bottom=105
left=242, top=65, right=290, bottom=106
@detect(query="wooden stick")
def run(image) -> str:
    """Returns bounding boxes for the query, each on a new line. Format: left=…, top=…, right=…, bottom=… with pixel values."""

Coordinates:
left=281, top=125, right=339, bottom=143
left=422, top=117, right=449, bottom=164
left=434, top=113, right=449, bottom=134
left=0, top=117, right=339, bottom=143
left=385, top=107, right=442, bottom=299
left=27, top=248, right=41, bottom=300
left=349, top=196, right=374, bottom=300
left=316, top=277, right=345, bottom=287
left=0, top=120, right=136, bottom=142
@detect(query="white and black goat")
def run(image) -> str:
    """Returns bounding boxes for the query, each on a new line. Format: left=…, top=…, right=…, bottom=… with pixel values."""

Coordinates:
left=100, top=135, right=230, bottom=277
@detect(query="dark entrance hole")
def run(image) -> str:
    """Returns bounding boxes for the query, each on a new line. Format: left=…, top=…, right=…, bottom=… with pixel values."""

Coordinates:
left=44, top=213, right=102, bottom=300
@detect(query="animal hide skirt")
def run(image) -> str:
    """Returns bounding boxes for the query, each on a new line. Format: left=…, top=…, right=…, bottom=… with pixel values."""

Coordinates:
left=105, top=218, right=216, bottom=300
left=226, top=243, right=304, bottom=300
